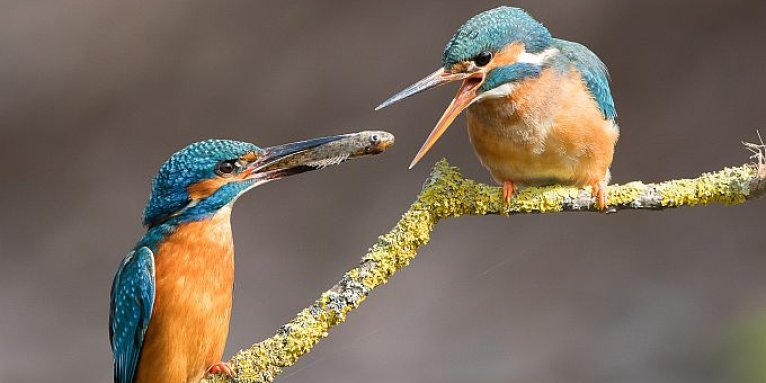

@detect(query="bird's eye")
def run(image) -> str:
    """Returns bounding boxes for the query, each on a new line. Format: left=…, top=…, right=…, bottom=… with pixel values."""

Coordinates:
left=215, top=160, right=239, bottom=177
left=474, top=51, right=493, bottom=67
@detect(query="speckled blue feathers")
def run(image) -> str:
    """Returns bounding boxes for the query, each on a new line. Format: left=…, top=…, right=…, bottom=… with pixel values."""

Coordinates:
left=552, top=39, right=617, bottom=120
left=442, top=6, right=552, bottom=68
left=109, top=247, right=155, bottom=383
left=143, top=140, right=262, bottom=227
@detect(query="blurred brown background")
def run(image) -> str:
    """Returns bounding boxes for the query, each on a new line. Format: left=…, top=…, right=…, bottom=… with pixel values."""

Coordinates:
left=1, top=1, right=765, bottom=382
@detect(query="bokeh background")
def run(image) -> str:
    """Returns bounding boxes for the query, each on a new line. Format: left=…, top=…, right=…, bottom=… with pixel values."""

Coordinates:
left=1, top=1, right=765, bottom=382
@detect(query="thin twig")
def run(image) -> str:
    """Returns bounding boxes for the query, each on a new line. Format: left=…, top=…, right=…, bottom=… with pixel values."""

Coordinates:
left=743, top=130, right=765, bottom=178
left=203, top=145, right=765, bottom=383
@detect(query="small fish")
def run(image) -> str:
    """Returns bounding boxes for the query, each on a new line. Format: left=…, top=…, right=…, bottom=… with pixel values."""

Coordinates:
left=259, top=131, right=394, bottom=176
left=307, top=153, right=351, bottom=170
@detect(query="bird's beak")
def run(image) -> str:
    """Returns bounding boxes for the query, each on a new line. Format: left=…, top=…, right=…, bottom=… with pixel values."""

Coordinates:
left=243, top=131, right=395, bottom=182
left=375, top=68, right=471, bottom=111
left=408, top=73, right=484, bottom=168
left=375, top=68, right=485, bottom=169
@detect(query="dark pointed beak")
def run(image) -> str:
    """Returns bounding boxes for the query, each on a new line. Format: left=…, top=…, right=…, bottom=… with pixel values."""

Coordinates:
left=243, top=131, right=395, bottom=182
left=375, top=68, right=470, bottom=111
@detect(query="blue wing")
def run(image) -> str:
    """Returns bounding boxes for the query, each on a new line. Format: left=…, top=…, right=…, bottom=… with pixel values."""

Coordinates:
left=109, top=247, right=155, bottom=383
left=552, top=38, right=617, bottom=120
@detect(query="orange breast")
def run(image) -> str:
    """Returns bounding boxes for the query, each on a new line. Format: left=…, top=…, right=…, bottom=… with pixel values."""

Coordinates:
left=135, top=207, right=235, bottom=383
left=466, top=68, right=618, bottom=187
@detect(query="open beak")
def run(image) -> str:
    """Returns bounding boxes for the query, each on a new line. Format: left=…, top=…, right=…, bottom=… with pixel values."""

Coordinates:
left=375, top=68, right=472, bottom=111
left=376, top=68, right=485, bottom=169
left=243, top=131, right=395, bottom=182
left=408, top=75, right=484, bottom=168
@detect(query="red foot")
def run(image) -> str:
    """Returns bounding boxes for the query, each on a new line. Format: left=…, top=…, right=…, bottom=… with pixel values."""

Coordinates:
left=590, top=180, right=608, bottom=211
left=207, top=362, right=234, bottom=377
left=502, top=180, right=517, bottom=205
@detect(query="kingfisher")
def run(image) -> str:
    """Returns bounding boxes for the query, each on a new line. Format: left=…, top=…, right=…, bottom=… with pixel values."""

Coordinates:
left=377, top=6, right=618, bottom=209
left=109, top=132, right=393, bottom=383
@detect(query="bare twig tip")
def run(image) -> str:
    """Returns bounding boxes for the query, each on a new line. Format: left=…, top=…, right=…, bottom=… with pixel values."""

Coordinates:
left=743, top=130, right=766, bottom=178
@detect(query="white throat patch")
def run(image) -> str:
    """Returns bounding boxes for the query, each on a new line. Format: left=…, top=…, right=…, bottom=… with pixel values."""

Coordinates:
left=473, top=83, right=517, bottom=103
left=472, top=48, right=559, bottom=105
left=516, top=47, right=559, bottom=65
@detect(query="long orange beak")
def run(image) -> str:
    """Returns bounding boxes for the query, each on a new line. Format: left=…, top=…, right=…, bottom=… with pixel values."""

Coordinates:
left=376, top=68, right=485, bottom=169
left=409, top=74, right=484, bottom=168
left=375, top=68, right=471, bottom=111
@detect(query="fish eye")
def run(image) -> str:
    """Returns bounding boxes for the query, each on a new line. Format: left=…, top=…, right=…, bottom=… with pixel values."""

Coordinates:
left=370, top=134, right=380, bottom=144
left=215, top=160, right=239, bottom=177
left=474, top=51, right=493, bottom=67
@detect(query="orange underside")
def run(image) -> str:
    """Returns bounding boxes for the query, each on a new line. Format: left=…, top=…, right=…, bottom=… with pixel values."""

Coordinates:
left=466, top=67, right=618, bottom=194
left=135, top=208, right=235, bottom=383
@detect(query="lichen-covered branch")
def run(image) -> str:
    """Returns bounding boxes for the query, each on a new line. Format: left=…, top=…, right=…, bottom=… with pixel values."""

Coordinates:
left=203, top=148, right=765, bottom=383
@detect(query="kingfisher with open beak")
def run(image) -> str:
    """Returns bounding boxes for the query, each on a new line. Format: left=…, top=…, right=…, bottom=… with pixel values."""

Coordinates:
left=109, top=132, right=393, bottom=383
left=377, top=6, right=618, bottom=209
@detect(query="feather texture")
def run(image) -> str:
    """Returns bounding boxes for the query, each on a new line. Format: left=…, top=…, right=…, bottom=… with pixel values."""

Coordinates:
left=552, top=38, right=617, bottom=120
left=109, top=247, right=156, bottom=383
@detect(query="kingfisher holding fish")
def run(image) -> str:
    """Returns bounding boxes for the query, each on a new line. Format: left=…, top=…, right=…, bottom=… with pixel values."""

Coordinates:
left=109, top=131, right=393, bottom=383
left=377, top=6, right=618, bottom=209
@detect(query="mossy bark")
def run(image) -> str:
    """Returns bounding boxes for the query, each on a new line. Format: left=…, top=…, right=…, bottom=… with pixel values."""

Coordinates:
left=202, top=158, right=765, bottom=383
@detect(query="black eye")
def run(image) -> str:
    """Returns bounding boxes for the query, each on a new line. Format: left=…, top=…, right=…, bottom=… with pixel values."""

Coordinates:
left=474, top=51, right=493, bottom=67
left=370, top=134, right=380, bottom=144
left=216, top=160, right=238, bottom=176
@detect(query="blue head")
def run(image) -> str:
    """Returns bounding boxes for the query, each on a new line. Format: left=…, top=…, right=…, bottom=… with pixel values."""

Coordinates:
left=142, top=140, right=264, bottom=227
left=376, top=7, right=560, bottom=167
left=441, top=7, right=552, bottom=68
left=141, top=132, right=394, bottom=228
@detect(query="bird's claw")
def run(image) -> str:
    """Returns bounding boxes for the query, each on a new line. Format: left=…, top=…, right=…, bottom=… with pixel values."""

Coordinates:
left=207, top=362, right=235, bottom=378
left=590, top=180, right=608, bottom=212
left=502, top=180, right=516, bottom=206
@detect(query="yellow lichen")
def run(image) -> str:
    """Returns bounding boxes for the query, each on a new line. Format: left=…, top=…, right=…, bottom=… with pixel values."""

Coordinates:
left=202, top=159, right=763, bottom=383
left=608, top=182, right=647, bottom=206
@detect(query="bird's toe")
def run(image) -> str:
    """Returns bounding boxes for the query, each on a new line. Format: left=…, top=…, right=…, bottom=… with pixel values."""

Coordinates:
left=502, top=180, right=517, bottom=206
left=590, top=180, right=608, bottom=212
left=207, top=361, right=235, bottom=377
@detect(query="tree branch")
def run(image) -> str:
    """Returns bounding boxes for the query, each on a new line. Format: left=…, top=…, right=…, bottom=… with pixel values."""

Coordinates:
left=203, top=144, right=765, bottom=383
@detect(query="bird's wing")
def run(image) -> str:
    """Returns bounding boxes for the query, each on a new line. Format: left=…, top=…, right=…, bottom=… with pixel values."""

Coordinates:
left=552, top=38, right=617, bottom=120
left=109, top=247, right=155, bottom=383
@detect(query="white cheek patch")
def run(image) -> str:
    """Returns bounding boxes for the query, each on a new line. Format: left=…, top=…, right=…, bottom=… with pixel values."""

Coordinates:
left=516, top=47, right=559, bottom=64
left=472, top=48, right=558, bottom=105
left=473, top=82, right=517, bottom=103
